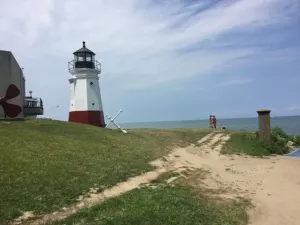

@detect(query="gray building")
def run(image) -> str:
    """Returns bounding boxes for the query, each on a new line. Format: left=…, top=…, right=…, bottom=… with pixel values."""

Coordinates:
left=0, top=50, right=43, bottom=119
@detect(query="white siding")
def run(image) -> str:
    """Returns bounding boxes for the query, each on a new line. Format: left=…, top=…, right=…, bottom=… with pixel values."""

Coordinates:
left=69, top=78, right=75, bottom=111
left=69, top=68, right=103, bottom=112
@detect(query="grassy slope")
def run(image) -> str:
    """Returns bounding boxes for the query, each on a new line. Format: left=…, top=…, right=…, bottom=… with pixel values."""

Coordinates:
left=222, top=130, right=293, bottom=156
left=49, top=172, right=250, bottom=225
left=50, top=186, right=249, bottom=225
left=0, top=119, right=209, bottom=222
left=222, top=132, right=271, bottom=156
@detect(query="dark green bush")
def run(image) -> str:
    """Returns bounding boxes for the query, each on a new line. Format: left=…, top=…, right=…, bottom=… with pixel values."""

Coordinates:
left=253, top=127, right=290, bottom=155
left=270, top=127, right=300, bottom=146
left=224, top=127, right=294, bottom=156
left=269, top=127, right=289, bottom=154
left=255, top=131, right=259, bottom=139
left=264, top=127, right=289, bottom=154
left=271, top=127, right=288, bottom=139
left=294, top=136, right=300, bottom=145
left=288, top=136, right=300, bottom=146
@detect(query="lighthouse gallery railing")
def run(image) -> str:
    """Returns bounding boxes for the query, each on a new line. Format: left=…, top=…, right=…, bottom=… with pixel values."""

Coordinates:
left=68, top=60, right=101, bottom=73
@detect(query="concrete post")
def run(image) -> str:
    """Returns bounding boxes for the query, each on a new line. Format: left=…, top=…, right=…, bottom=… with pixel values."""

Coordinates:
left=256, top=109, right=271, bottom=143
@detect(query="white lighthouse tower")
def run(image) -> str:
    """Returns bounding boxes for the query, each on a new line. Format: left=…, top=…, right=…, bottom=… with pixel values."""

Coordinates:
left=68, top=41, right=105, bottom=127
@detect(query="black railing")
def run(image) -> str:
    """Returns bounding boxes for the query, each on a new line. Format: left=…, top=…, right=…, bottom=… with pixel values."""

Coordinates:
left=68, top=60, right=101, bottom=73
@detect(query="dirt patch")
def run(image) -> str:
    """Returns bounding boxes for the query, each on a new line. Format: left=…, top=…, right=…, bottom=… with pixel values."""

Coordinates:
left=151, top=132, right=300, bottom=225
left=13, top=212, right=35, bottom=224
left=183, top=133, right=300, bottom=225
left=16, top=168, right=168, bottom=225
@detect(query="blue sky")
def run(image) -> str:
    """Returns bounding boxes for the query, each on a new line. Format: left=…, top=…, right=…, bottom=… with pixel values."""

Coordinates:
left=0, top=0, right=299, bottom=122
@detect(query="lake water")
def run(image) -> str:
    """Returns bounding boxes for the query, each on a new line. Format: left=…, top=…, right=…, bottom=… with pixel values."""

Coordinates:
left=120, top=116, right=300, bottom=135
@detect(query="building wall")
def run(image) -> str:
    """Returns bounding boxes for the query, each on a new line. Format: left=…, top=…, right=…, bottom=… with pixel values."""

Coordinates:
left=0, top=50, right=25, bottom=119
left=88, top=77, right=104, bottom=112
left=69, top=69, right=103, bottom=112
left=69, top=78, right=76, bottom=111
left=68, top=68, right=105, bottom=127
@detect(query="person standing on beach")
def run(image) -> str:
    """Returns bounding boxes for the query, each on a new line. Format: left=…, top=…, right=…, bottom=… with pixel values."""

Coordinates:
left=209, top=115, right=213, bottom=128
left=212, top=115, right=217, bottom=129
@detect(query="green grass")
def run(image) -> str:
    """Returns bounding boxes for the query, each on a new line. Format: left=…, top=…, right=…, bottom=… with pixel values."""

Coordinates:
left=222, top=128, right=291, bottom=156
left=150, top=171, right=181, bottom=184
left=222, top=132, right=271, bottom=156
left=49, top=185, right=249, bottom=225
left=0, top=119, right=209, bottom=223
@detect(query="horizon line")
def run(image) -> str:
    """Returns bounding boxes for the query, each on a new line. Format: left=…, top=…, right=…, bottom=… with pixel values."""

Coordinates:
left=120, top=115, right=300, bottom=124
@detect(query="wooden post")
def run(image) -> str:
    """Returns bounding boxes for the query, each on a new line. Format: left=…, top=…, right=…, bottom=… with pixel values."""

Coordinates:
left=256, top=109, right=271, bottom=143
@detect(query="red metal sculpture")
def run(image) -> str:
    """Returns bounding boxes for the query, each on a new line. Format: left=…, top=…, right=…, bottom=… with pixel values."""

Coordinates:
left=0, top=84, right=22, bottom=118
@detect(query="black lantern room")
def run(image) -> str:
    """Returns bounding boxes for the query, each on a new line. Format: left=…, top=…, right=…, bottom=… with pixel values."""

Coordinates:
left=68, top=41, right=101, bottom=73
left=73, top=41, right=96, bottom=69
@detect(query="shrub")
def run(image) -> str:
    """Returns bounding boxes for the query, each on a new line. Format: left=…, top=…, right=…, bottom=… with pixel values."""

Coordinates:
left=264, top=127, right=289, bottom=154
left=224, top=127, right=294, bottom=156
left=255, top=131, right=259, bottom=139
left=288, top=136, right=300, bottom=146
left=253, top=127, right=290, bottom=155
left=271, top=127, right=300, bottom=146
left=271, top=127, right=288, bottom=139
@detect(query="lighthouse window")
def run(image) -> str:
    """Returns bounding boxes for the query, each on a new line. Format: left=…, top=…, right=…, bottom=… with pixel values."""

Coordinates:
left=86, top=55, right=92, bottom=61
left=78, top=56, right=84, bottom=61
left=90, top=82, right=93, bottom=85
left=92, top=103, right=95, bottom=106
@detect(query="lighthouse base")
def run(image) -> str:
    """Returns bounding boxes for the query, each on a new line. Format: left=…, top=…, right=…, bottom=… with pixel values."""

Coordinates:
left=69, top=110, right=105, bottom=127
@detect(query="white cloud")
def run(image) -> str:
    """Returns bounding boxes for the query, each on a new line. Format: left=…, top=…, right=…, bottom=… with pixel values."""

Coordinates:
left=0, top=0, right=54, bottom=52
left=0, top=0, right=298, bottom=92
left=0, top=3, right=299, bottom=121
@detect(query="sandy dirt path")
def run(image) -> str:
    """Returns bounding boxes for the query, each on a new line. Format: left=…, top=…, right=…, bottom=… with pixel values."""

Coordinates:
left=15, top=132, right=300, bottom=225
left=180, top=133, right=300, bottom=225
left=151, top=132, right=300, bottom=225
